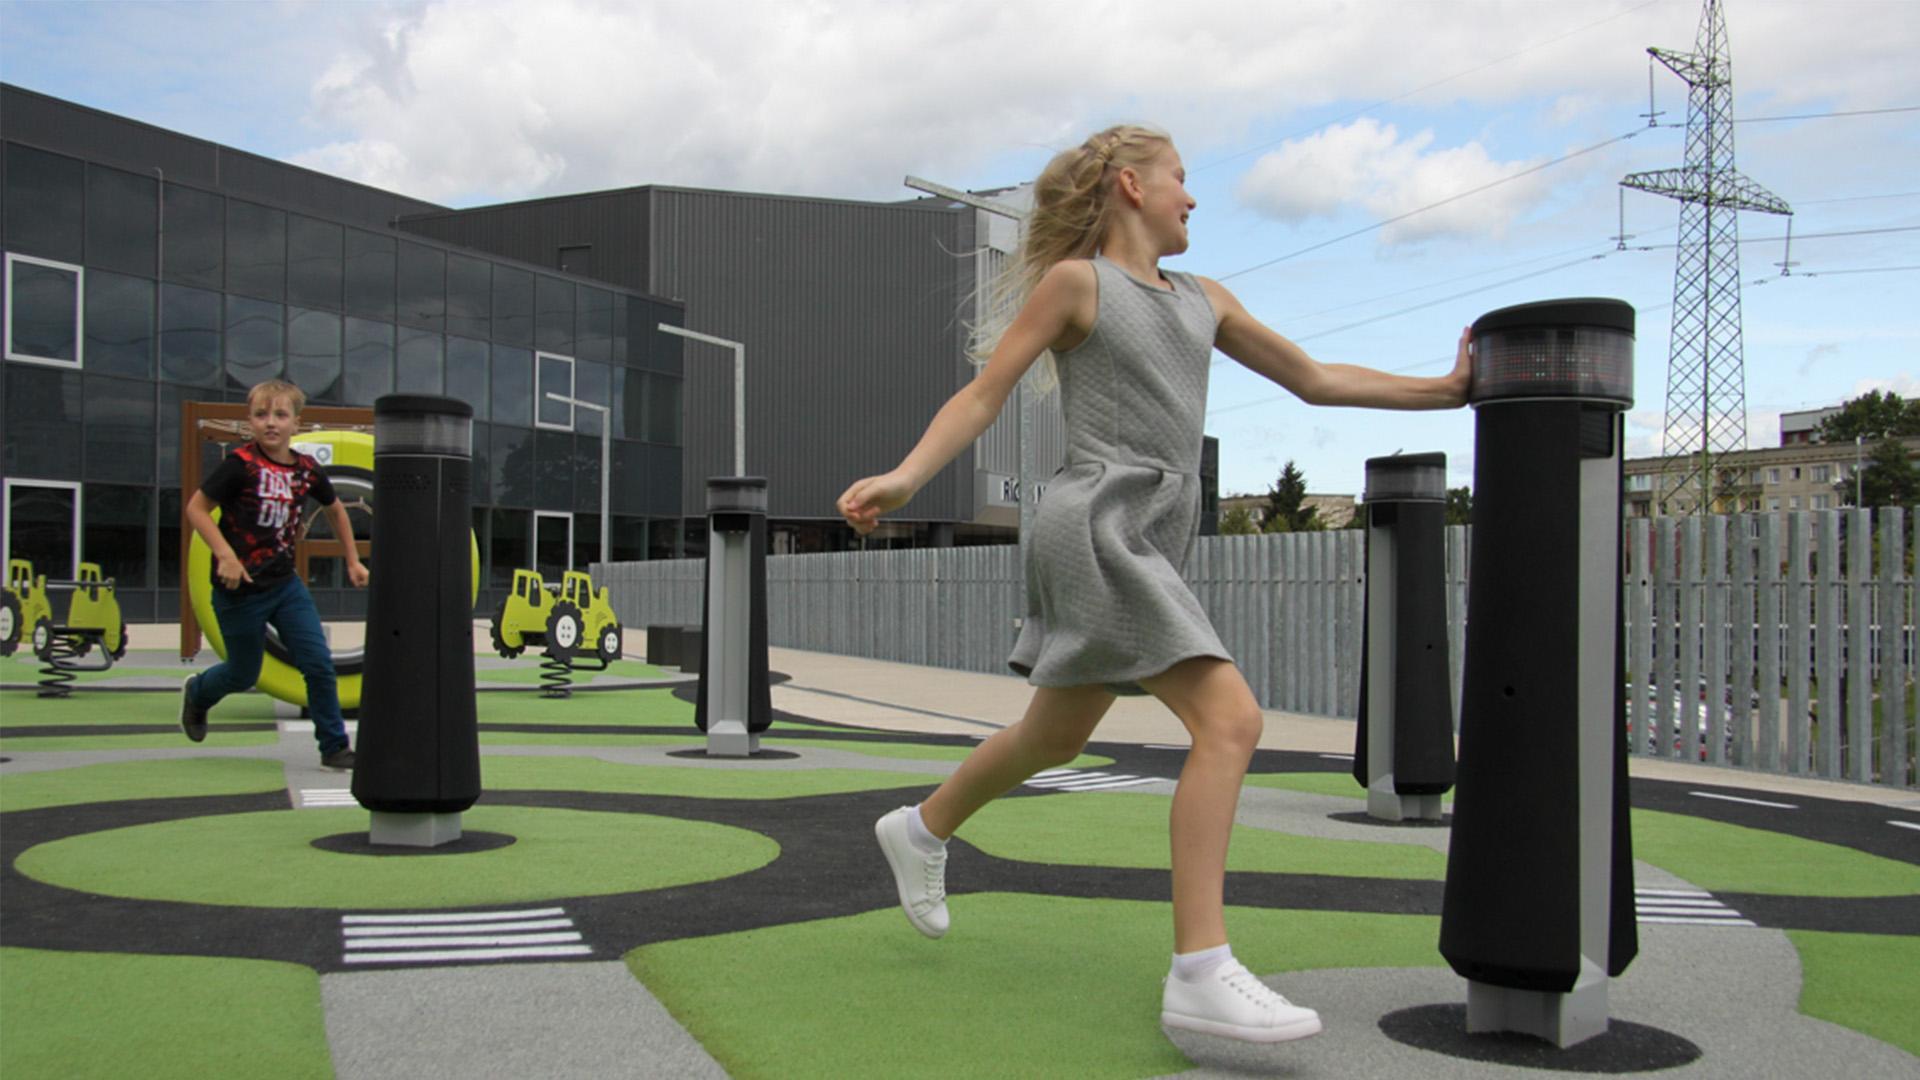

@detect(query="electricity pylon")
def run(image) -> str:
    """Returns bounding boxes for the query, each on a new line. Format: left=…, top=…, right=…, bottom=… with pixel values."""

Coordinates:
left=1621, top=0, right=1790, bottom=515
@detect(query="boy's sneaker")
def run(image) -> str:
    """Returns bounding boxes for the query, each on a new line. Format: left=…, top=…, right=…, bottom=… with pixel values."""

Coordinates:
left=320, top=748, right=357, bottom=770
left=875, top=806, right=949, bottom=938
left=1161, top=960, right=1322, bottom=1043
left=179, top=677, right=209, bottom=743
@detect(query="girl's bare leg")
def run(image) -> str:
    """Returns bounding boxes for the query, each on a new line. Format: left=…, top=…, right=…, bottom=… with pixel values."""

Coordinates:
left=1137, top=657, right=1265, bottom=954
left=918, top=683, right=1116, bottom=838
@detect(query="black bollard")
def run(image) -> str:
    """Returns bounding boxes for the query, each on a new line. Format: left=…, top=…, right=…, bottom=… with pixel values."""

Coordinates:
left=352, top=395, right=481, bottom=846
left=1352, top=452, right=1456, bottom=821
left=695, top=477, right=770, bottom=756
left=1439, top=299, right=1638, bottom=1047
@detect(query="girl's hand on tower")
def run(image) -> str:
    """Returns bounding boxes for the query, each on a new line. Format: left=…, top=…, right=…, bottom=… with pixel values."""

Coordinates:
left=1446, top=326, right=1474, bottom=406
left=838, top=471, right=916, bottom=534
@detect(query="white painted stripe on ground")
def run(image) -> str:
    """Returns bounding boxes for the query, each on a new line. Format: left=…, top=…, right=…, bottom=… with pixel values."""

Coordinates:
left=300, top=789, right=357, bottom=807
left=1889, top=820, right=1920, bottom=833
left=342, top=945, right=594, bottom=964
left=1320, top=753, right=1355, bottom=761
left=346, top=932, right=584, bottom=949
left=1637, top=916, right=1759, bottom=927
left=1025, top=770, right=1171, bottom=791
left=1638, top=906, right=1747, bottom=916
left=1636, top=888, right=1713, bottom=898
left=1055, top=777, right=1165, bottom=791
left=1690, top=791, right=1798, bottom=810
left=1633, top=897, right=1724, bottom=907
left=1030, top=769, right=1090, bottom=780
left=343, top=908, right=566, bottom=925
left=345, top=919, right=575, bottom=936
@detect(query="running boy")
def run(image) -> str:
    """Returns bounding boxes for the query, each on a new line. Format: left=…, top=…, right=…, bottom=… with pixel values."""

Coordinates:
left=181, top=379, right=368, bottom=768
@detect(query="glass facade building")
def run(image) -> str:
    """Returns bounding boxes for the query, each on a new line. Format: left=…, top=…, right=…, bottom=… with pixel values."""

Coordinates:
left=1, top=129, right=687, bottom=623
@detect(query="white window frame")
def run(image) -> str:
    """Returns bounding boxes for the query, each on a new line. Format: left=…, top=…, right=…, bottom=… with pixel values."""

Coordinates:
left=2, top=478, right=83, bottom=579
left=1766, top=468, right=1781, bottom=485
left=535, top=351, right=576, bottom=431
left=1812, top=494, right=1832, bottom=510
left=533, top=510, right=573, bottom=578
left=4, top=252, right=84, bottom=369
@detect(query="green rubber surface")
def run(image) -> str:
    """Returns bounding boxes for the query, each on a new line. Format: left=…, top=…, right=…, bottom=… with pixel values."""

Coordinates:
left=961, top=791, right=1448, bottom=879
left=628, top=895, right=1443, bottom=1080
left=1788, top=930, right=1920, bottom=1057
left=0, top=757, right=286, bottom=813
left=16, top=805, right=778, bottom=909
left=1632, top=808, right=1920, bottom=897
left=0, top=947, right=332, bottom=1080
left=483, top=756, right=943, bottom=799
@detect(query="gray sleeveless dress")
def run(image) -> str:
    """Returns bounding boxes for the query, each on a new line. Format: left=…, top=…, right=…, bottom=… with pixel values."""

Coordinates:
left=1007, top=255, right=1231, bottom=695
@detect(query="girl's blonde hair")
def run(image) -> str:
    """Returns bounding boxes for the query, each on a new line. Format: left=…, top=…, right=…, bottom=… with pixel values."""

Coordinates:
left=969, top=124, right=1174, bottom=382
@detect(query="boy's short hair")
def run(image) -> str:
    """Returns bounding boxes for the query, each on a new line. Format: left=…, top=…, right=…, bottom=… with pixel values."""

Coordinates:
left=247, top=379, right=307, bottom=414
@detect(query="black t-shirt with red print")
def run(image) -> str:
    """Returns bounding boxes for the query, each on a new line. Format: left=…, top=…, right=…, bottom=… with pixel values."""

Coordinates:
left=200, top=441, right=337, bottom=595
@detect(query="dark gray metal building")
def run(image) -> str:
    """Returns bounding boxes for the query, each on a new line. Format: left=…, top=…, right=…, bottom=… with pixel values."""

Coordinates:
left=397, top=185, right=1007, bottom=553
left=1, top=84, right=687, bottom=622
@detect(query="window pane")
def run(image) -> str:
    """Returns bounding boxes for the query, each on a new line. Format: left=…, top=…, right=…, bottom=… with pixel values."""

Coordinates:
left=288, top=215, right=344, bottom=312
left=159, top=283, right=222, bottom=386
left=84, top=270, right=155, bottom=378
left=574, top=434, right=602, bottom=514
left=343, top=229, right=395, bottom=320
left=612, top=367, right=638, bottom=439
left=5, top=482, right=77, bottom=578
left=85, top=164, right=158, bottom=276
left=4, top=142, right=84, bottom=263
left=632, top=301, right=683, bottom=373
left=158, top=489, right=183, bottom=594
left=610, top=516, right=648, bottom=563
left=161, top=183, right=223, bottom=289
left=395, top=327, right=444, bottom=393
left=342, top=317, right=393, bottom=406
left=492, top=265, right=533, bottom=346
left=534, top=429, right=574, bottom=510
left=572, top=511, right=601, bottom=566
left=287, top=307, right=343, bottom=402
left=609, top=293, right=628, bottom=370
left=469, top=420, right=491, bottom=503
left=576, top=285, right=611, bottom=364
left=224, top=295, right=284, bottom=390
left=535, top=275, right=573, bottom=353
left=84, top=373, right=156, bottom=484
left=83, top=484, right=153, bottom=589
left=647, top=372, right=681, bottom=445
left=225, top=200, right=286, bottom=301
left=487, top=507, right=529, bottom=587
left=491, top=424, right=533, bottom=509
left=574, top=360, right=609, bottom=436
left=446, top=336, right=489, bottom=420
left=396, top=242, right=445, bottom=331
left=649, top=518, right=679, bottom=560
left=4, top=365, right=83, bottom=480
left=6, top=256, right=80, bottom=365
left=537, top=353, right=573, bottom=428
left=491, top=343, right=532, bottom=427
left=447, top=254, right=490, bottom=339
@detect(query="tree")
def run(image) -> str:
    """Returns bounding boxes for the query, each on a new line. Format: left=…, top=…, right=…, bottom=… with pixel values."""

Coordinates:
left=1837, top=437, right=1920, bottom=509
left=1218, top=506, right=1260, bottom=535
left=1816, top=390, right=1920, bottom=443
left=1445, top=486, right=1473, bottom=526
left=1261, top=461, right=1323, bottom=533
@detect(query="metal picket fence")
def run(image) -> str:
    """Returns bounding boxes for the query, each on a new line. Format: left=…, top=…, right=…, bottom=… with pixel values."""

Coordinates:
left=598, top=510, right=1916, bottom=789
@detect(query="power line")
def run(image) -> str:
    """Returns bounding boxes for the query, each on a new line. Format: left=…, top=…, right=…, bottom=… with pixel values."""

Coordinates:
left=1729, top=105, right=1920, bottom=124
left=1215, top=128, right=1647, bottom=282
left=1192, top=0, right=1666, bottom=175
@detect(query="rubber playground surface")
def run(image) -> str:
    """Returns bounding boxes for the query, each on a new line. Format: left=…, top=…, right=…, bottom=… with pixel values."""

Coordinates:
left=2, top=642, right=1917, bottom=1080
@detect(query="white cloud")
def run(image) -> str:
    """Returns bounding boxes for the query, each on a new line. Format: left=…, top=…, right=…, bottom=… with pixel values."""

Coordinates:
left=1849, top=371, right=1920, bottom=399
left=1231, top=119, right=1554, bottom=244
left=282, top=0, right=1905, bottom=206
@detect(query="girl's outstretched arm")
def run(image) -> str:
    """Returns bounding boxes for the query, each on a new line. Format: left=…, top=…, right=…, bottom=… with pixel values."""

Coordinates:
left=1200, top=278, right=1471, bottom=410
left=838, top=261, right=1098, bottom=534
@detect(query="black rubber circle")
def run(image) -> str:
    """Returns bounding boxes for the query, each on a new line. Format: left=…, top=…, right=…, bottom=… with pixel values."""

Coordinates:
left=1378, top=1003, right=1703, bottom=1072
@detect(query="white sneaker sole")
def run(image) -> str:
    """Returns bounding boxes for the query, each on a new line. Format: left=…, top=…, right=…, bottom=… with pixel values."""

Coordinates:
left=1160, top=1010, right=1323, bottom=1043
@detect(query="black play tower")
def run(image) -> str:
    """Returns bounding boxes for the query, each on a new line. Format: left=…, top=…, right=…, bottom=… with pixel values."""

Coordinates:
left=352, top=394, right=481, bottom=846
left=1439, top=299, right=1638, bottom=1047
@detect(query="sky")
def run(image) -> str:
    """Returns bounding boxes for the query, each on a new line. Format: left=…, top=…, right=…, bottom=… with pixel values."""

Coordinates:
left=2, top=0, right=1915, bottom=499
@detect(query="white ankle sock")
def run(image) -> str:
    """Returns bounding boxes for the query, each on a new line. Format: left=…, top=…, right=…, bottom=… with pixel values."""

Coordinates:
left=1170, top=944, right=1234, bottom=983
left=906, top=805, right=946, bottom=854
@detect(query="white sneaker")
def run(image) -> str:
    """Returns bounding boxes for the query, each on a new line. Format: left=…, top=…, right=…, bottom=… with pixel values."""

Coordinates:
left=1161, top=960, right=1322, bottom=1043
left=875, top=806, right=948, bottom=938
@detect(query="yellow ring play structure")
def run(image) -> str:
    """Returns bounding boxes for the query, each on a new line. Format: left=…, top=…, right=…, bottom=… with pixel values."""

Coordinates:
left=188, top=430, right=480, bottom=710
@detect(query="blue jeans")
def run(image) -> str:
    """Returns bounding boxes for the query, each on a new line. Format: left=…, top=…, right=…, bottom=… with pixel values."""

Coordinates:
left=193, top=577, right=348, bottom=755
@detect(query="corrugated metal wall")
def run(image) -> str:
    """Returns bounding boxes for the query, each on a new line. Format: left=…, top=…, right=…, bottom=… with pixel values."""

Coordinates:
left=649, top=188, right=976, bottom=521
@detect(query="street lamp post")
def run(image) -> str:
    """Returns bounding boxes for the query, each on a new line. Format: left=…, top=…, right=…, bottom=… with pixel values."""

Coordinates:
left=658, top=324, right=746, bottom=477
left=545, top=393, right=610, bottom=567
